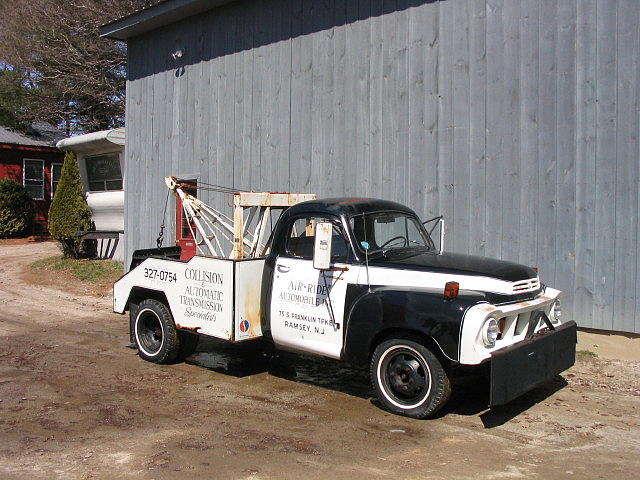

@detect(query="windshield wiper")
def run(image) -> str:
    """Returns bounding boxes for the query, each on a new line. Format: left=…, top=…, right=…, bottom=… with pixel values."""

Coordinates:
left=380, top=245, right=431, bottom=258
left=365, top=249, right=385, bottom=259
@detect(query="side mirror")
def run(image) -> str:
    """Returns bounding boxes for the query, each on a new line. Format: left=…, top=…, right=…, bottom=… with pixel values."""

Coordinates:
left=313, top=221, right=333, bottom=270
left=423, top=216, right=445, bottom=254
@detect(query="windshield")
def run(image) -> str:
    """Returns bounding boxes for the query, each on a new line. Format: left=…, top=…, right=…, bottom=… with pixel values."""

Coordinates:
left=349, top=211, right=434, bottom=255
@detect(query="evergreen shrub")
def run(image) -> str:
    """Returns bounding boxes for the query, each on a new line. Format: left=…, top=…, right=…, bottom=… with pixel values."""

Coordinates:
left=0, top=178, right=35, bottom=238
left=48, top=151, right=92, bottom=257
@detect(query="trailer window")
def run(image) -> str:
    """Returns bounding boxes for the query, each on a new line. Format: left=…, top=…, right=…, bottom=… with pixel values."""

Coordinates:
left=286, top=217, right=349, bottom=262
left=85, top=153, right=122, bottom=192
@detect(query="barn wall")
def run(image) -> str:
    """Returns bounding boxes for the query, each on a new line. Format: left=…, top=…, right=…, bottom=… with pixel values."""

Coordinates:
left=124, top=0, right=640, bottom=334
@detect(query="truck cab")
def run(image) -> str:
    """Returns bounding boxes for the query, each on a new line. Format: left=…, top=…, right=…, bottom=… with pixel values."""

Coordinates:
left=114, top=197, right=576, bottom=419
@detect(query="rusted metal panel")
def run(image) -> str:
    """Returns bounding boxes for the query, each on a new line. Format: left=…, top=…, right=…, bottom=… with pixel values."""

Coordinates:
left=231, top=192, right=316, bottom=259
left=235, top=192, right=316, bottom=207
left=234, top=259, right=265, bottom=341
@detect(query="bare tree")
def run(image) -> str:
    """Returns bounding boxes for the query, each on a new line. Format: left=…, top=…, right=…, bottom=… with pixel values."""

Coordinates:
left=0, top=0, right=156, bottom=133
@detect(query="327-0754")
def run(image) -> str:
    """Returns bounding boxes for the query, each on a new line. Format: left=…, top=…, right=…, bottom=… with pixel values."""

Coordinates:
left=143, top=268, right=177, bottom=283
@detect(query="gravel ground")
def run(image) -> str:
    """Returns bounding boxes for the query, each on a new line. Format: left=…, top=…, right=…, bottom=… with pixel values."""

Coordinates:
left=0, top=242, right=638, bottom=479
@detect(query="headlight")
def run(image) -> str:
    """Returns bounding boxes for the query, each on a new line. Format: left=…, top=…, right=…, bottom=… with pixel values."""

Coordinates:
left=482, top=318, right=499, bottom=347
left=551, top=299, right=561, bottom=322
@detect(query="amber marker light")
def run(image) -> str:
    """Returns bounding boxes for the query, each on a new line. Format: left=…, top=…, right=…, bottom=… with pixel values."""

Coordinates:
left=498, top=317, right=506, bottom=339
left=444, top=281, right=459, bottom=300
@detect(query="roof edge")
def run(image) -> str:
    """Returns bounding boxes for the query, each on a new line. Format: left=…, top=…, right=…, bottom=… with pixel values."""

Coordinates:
left=100, top=0, right=237, bottom=41
left=0, top=142, right=59, bottom=152
left=56, top=128, right=125, bottom=153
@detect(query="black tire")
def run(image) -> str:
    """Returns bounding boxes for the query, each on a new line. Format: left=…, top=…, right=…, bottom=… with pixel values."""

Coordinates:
left=133, top=299, right=180, bottom=364
left=177, top=331, right=200, bottom=359
left=370, top=336, right=451, bottom=419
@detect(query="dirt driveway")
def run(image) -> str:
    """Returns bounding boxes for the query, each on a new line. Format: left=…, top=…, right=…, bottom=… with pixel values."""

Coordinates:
left=1, top=243, right=639, bottom=479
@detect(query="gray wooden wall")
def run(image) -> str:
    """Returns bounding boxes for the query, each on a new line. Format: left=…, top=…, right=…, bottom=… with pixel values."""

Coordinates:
left=124, top=0, right=640, bottom=334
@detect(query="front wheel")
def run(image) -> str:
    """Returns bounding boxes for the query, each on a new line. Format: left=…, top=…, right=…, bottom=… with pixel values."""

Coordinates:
left=370, top=336, right=451, bottom=419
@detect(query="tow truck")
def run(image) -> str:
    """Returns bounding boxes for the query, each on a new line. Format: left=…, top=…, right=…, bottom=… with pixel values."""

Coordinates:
left=113, top=177, right=576, bottom=418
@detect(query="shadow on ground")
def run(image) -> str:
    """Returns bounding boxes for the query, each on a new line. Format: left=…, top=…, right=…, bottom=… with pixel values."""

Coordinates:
left=186, top=337, right=567, bottom=427
left=436, top=372, right=568, bottom=427
left=187, top=337, right=372, bottom=399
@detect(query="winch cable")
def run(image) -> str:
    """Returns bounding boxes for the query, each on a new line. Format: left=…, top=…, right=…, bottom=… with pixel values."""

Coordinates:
left=188, top=180, right=245, bottom=195
left=171, top=180, right=270, bottom=257
left=170, top=179, right=309, bottom=257
left=156, top=189, right=171, bottom=249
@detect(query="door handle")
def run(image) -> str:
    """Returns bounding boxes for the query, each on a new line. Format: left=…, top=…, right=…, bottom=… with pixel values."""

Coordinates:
left=276, top=264, right=290, bottom=273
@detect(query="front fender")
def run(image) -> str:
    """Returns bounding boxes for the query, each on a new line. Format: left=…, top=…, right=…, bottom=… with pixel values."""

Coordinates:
left=342, top=286, right=487, bottom=365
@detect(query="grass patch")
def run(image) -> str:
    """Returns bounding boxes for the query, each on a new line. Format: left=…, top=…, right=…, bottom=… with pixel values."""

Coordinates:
left=30, top=256, right=123, bottom=284
left=577, top=349, right=598, bottom=358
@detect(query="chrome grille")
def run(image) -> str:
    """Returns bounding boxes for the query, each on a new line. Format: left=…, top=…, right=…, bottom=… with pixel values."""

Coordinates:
left=512, top=278, right=540, bottom=293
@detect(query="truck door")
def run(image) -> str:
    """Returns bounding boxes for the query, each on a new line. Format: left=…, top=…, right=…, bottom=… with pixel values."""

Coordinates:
left=175, top=180, right=197, bottom=260
left=270, top=216, right=355, bottom=360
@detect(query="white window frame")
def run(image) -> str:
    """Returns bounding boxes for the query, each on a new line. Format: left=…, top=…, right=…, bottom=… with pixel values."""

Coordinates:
left=84, top=153, right=123, bottom=192
left=51, top=162, right=63, bottom=199
left=23, top=158, right=45, bottom=201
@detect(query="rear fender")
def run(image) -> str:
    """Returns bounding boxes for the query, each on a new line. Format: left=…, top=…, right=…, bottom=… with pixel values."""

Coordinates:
left=124, top=287, right=170, bottom=344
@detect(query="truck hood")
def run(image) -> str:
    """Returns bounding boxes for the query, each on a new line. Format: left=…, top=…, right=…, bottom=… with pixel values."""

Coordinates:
left=369, top=250, right=537, bottom=283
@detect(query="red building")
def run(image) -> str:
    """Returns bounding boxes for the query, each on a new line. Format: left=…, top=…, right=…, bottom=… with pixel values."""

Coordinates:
left=0, top=124, right=65, bottom=232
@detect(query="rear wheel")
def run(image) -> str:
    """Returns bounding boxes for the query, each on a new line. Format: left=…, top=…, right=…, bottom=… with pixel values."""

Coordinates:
left=133, top=299, right=180, bottom=364
left=370, top=336, right=451, bottom=418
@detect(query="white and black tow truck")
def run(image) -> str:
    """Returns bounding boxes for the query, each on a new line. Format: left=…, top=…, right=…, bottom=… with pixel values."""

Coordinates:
left=113, top=178, right=576, bottom=418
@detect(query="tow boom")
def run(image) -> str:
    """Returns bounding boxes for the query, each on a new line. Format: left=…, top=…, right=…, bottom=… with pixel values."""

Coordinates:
left=164, top=176, right=316, bottom=259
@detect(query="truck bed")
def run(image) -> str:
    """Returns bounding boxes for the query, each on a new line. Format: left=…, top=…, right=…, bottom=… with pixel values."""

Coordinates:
left=113, top=254, right=265, bottom=341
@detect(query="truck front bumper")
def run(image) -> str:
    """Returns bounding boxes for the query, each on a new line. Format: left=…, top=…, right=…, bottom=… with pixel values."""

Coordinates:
left=489, top=320, right=577, bottom=406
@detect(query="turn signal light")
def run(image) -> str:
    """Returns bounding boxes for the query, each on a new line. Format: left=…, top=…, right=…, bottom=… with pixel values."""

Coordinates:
left=497, top=317, right=506, bottom=340
left=444, top=281, right=459, bottom=299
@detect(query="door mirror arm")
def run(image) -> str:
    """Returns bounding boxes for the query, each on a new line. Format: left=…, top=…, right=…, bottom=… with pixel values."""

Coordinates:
left=422, top=215, right=445, bottom=254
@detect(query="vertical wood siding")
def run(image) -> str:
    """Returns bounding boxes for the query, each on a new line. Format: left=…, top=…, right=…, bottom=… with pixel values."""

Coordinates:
left=125, top=0, right=640, bottom=333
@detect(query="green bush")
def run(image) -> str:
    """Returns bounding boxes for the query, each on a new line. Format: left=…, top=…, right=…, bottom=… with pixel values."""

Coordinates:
left=48, top=151, right=92, bottom=257
left=0, top=178, right=35, bottom=238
